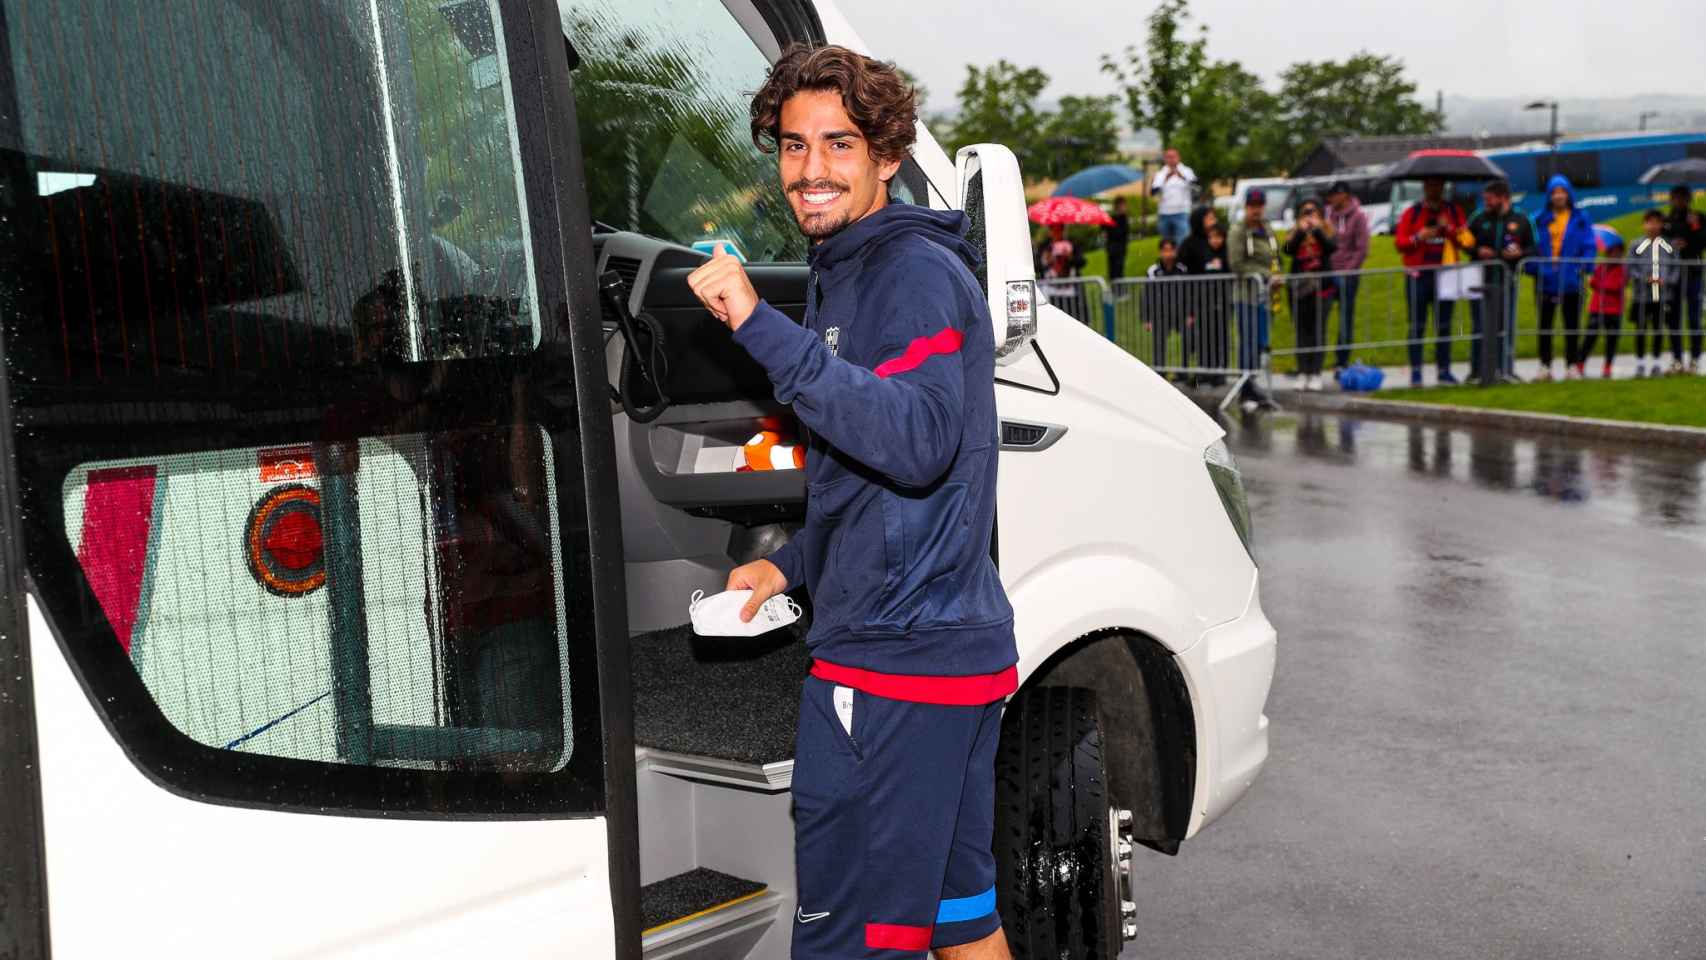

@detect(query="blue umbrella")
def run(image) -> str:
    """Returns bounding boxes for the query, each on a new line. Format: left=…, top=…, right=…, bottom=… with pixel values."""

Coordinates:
left=1052, top=164, right=1144, bottom=199
left=1592, top=224, right=1624, bottom=253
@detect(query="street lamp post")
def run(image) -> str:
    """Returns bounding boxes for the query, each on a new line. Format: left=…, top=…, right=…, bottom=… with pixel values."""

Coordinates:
left=1639, top=110, right=1661, bottom=132
left=1523, top=100, right=1559, bottom=151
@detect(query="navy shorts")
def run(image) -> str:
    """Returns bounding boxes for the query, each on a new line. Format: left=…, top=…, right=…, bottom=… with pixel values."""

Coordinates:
left=791, top=675, right=1004, bottom=959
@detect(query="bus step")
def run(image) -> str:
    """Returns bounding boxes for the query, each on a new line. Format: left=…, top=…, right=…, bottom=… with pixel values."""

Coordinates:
left=640, top=868, right=780, bottom=959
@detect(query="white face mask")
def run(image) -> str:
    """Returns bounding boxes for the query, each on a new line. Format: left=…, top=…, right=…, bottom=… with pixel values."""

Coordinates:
left=689, top=588, right=803, bottom=638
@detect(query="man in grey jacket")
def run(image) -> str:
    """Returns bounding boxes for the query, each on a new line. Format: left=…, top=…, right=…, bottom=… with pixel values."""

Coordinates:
left=1631, top=208, right=1684, bottom=374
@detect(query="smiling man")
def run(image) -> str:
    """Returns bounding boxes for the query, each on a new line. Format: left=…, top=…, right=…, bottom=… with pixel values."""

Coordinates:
left=686, top=43, right=1015, bottom=960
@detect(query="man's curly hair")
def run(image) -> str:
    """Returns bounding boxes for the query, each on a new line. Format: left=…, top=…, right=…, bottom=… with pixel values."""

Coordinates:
left=749, top=44, right=918, bottom=164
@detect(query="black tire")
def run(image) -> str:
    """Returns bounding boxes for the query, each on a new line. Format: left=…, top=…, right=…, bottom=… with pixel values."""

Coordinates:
left=995, top=686, right=1121, bottom=959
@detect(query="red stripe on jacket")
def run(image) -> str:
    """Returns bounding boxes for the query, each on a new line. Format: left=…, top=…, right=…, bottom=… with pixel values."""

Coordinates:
left=811, top=660, right=1017, bottom=706
left=866, top=922, right=934, bottom=951
left=873, top=328, right=963, bottom=379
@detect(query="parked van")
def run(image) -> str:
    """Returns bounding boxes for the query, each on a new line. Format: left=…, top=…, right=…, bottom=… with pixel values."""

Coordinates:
left=1224, top=174, right=1393, bottom=236
left=0, top=1, right=1275, bottom=958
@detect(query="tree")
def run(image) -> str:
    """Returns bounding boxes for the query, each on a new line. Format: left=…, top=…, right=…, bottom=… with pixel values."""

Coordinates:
left=944, top=60, right=1052, bottom=175
left=945, top=63, right=1120, bottom=183
left=1100, top=0, right=1205, bottom=151
left=1171, top=59, right=1281, bottom=184
left=1267, top=52, right=1443, bottom=169
left=1038, top=95, right=1122, bottom=181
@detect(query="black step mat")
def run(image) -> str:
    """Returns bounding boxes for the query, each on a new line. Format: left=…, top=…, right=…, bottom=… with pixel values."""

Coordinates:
left=630, top=623, right=809, bottom=765
left=641, top=867, right=768, bottom=933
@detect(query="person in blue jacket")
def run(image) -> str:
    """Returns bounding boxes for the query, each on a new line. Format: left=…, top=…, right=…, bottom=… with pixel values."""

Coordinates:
left=1527, top=174, right=1598, bottom=380
left=688, top=45, right=1015, bottom=960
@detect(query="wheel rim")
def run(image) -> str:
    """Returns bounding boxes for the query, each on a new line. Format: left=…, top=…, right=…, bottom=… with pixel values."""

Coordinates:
left=1110, top=806, right=1137, bottom=941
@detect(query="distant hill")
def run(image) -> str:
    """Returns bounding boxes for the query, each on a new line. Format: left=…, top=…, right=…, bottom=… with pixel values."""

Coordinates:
left=1441, top=94, right=1706, bottom=137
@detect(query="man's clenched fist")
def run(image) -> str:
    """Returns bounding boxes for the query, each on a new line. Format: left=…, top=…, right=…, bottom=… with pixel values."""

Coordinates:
left=687, top=243, right=760, bottom=331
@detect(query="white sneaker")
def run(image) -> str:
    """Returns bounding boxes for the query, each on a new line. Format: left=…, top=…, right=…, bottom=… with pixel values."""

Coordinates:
left=1306, top=374, right=1323, bottom=392
left=689, top=588, right=802, bottom=637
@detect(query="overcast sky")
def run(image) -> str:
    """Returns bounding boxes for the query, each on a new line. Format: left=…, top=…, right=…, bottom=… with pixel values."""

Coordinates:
left=842, top=0, right=1706, bottom=110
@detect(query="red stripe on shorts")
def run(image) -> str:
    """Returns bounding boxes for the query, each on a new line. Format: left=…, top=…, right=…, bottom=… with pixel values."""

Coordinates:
left=866, top=922, right=934, bottom=951
left=811, top=660, right=1017, bottom=706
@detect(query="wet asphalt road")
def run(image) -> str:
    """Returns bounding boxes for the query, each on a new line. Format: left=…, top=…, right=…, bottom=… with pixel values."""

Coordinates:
left=1123, top=413, right=1706, bottom=960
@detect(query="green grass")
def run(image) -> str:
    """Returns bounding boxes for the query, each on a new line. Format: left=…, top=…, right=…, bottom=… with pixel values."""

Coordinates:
left=1078, top=207, right=1699, bottom=373
left=1379, top=376, right=1706, bottom=429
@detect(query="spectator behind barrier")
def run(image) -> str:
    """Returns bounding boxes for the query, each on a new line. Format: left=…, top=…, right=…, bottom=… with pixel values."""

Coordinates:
left=1527, top=174, right=1598, bottom=381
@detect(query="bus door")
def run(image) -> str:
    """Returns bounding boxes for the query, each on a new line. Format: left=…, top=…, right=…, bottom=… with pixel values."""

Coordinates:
left=0, top=1, right=634, bottom=957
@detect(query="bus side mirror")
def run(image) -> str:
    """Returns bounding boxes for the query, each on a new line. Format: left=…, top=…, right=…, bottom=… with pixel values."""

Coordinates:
left=955, top=143, right=1036, bottom=364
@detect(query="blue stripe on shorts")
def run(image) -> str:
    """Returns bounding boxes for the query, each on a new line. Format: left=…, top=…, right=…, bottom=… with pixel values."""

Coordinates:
left=936, top=885, right=997, bottom=924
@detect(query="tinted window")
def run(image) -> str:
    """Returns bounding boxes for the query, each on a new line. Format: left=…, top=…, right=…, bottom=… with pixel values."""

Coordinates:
left=2, top=0, right=602, bottom=812
left=1537, top=152, right=1601, bottom=190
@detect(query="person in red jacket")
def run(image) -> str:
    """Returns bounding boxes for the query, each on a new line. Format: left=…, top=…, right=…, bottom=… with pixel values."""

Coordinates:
left=1580, top=234, right=1626, bottom=379
left=1394, top=176, right=1472, bottom=386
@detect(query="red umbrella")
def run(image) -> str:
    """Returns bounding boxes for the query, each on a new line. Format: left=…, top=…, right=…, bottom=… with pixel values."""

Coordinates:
left=1027, top=195, right=1114, bottom=227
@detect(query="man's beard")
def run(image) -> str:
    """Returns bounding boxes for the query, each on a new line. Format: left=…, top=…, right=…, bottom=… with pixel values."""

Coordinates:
left=798, top=208, right=853, bottom=239
left=788, top=177, right=854, bottom=239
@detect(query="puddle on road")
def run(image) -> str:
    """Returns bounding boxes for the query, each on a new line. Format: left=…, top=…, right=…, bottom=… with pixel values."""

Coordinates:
left=1222, top=411, right=1706, bottom=534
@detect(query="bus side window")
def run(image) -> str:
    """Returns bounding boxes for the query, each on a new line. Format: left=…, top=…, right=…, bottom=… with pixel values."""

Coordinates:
left=3, top=0, right=601, bottom=815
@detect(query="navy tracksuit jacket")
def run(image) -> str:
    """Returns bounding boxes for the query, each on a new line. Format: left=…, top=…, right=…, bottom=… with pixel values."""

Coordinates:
left=732, top=203, right=1016, bottom=704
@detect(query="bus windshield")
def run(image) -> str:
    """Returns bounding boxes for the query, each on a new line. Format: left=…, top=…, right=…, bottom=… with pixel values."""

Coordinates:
left=562, top=1, right=806, bottom=262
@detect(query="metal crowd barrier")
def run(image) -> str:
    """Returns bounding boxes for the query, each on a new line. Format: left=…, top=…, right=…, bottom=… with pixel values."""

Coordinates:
left=1512, top=255, right=1706, bottom=376
left=1262, top=261, right=1511, bottom=385
left=1106, top=274, right=1267, bottom=406
left=1078, top=252, right=1706, bottom=400
left=1038, top=275, right=1112, bottom=337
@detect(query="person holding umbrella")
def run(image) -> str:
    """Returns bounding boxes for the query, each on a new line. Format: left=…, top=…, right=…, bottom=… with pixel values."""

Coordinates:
left=1104, top=196, right=1131, bottom=283
left=1580, top=226, right=1627, bottom=379
left=1394, top=176, right=1473, bottom=386
left=1664, top=185, right=1705, bottom=371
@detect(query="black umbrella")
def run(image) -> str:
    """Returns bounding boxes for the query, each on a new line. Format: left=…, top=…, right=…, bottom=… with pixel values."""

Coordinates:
left=1384, top=149, right=1509, bottom=182
left=1637, top=157, right=1706, bottom=185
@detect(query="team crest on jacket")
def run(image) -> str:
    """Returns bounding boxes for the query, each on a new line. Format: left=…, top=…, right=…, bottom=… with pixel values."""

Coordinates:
left=824, top=326, right=840, bottom=355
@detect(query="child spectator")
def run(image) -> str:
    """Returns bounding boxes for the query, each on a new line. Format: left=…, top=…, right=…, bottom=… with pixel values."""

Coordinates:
left=1144, top=238, right=1191, bottom=375
left=1630, top=209, right=1683, bottom=376
left=1193, top=224, right=1233, bottom=384
left=1581, top=234, right=1626, bottom=379
left=1283, top=198, right=1337, bottom=391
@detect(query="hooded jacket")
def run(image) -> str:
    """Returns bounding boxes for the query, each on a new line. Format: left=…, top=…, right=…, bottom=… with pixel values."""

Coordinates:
left=1325, top=196, right=1370, bottom=271
left=1527, top=175, right=1598, bottom=296
left=732, top=203, right=1017, bottom=704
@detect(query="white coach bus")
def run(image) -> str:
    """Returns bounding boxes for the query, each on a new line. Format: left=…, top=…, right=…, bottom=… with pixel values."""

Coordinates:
left=0, top=2, right=1275, bottom=958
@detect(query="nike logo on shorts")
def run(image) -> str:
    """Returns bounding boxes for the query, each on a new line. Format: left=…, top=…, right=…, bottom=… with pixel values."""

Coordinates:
left=797, top=907, right=831, bottom=924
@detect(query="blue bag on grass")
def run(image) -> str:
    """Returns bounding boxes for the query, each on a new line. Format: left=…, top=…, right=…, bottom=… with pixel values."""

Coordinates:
left=1339, top=362, right=1384, bottom=392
